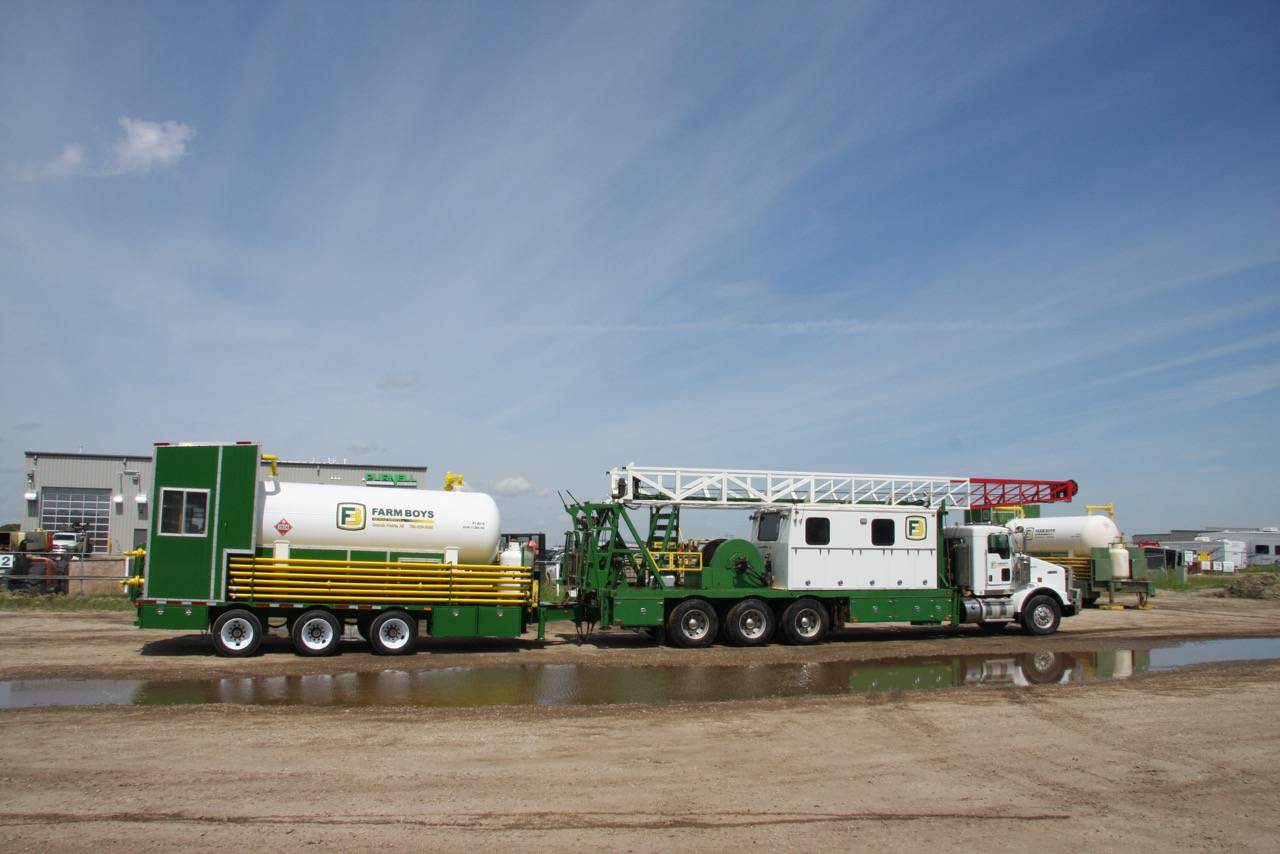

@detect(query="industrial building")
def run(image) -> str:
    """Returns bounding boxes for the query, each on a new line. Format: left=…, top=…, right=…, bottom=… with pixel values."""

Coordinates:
left=19, top=450, right=428, bottom=554
left=1136, top=527, right=1280, bottom=569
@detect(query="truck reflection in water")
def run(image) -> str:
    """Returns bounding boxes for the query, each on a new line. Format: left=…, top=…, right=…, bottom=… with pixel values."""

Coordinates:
left=2, top=638, right=1277, bottom=709
left=129, top=648, right=1144, bottom=707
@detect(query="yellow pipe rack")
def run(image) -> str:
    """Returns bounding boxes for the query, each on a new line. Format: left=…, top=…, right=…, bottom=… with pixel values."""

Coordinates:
left=226, top=556, right=533, bottom=606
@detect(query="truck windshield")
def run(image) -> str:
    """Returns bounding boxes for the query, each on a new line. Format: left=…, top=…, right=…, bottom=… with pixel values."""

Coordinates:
left=987, top=533, right=1011, bottom=559
left=757, top=512, right=782, bottom=542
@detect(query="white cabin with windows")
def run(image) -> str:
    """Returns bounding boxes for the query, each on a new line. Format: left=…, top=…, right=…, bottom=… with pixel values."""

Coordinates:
left=750, top=505, right=938, bottom=592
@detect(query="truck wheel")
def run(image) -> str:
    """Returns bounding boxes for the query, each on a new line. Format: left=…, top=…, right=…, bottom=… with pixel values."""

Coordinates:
left=781, top=598, right=829, bottom=645
left=211, top=609, right=263, bottom=657
left=369, top=610, right=417, bottom=655
left=666, top=599, right=718, bottom=648
left=1019, top=651, right=1067, bottom=684
left=291, top=609, right=342, bottom=656
left=724, top=598, right=774, bottom=646
left=1021, top=595, right=1061, bottom=636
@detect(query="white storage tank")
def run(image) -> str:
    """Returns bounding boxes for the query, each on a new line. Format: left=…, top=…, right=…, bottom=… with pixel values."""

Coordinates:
left=258, top=480, right=501, bottom=564
left=1006, top=515, right=1120, bottom=556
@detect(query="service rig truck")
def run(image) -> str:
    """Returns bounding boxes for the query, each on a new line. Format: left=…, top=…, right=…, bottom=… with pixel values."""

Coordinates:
left=130, top=443, right=1080, bottom=655
left=549, top=465, right=1081, bottom=646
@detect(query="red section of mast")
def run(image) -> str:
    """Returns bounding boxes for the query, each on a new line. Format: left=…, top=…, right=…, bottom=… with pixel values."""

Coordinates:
left=965, top=477, right=1078, bottom=510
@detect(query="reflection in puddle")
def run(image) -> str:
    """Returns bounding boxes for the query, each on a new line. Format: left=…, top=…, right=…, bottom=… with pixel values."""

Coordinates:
left=2, top=637, right=1277, bottom=710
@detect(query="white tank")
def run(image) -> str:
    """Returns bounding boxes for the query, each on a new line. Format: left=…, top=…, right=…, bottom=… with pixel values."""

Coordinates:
left=258, top=481, right=500, bottom=564
left=1006, top=515, right=1120, bottom=556
left=499, top=541, right=523, bottom=567
left=1110, top=543, right=1131, bottom=579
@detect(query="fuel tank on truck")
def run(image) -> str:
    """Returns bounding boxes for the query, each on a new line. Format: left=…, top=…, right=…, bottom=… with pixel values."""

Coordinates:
left=258, top=481, right=501, bottom=564
left=1006, top=515, right=1119, bottom=557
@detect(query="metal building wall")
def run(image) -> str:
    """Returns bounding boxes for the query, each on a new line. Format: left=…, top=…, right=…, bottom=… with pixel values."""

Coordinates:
left=22, top=451, right=429, bottom=554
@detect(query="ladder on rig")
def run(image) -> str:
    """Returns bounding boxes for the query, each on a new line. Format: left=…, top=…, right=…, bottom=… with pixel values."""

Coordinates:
left=608, top=465, right=1077, bottom=511
left=609, top=464, right=973, bottom=509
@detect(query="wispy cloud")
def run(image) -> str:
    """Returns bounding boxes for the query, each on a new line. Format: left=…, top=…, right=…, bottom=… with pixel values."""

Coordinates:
left=107, top=117, right=195, bottom=175
left=492, top=476, right=534, bottom=496
left=15, top=117, right=194, bottom=180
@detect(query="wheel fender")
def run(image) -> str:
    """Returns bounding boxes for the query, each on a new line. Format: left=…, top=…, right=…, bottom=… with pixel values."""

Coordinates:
left=1012, top=586, right=1068, bottom=618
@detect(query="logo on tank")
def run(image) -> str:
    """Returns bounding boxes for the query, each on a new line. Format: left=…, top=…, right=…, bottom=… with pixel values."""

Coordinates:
left=336, top=503, right=366, bottom=531
left=906, top=515, right=928, bottom=540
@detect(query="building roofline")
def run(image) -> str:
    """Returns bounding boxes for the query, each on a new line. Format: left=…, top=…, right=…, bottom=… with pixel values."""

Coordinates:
left=25, top=450, right=427, bottom=472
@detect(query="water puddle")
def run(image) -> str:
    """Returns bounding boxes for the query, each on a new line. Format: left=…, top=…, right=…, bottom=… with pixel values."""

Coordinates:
left=2, top=637, right=1277, bottom=710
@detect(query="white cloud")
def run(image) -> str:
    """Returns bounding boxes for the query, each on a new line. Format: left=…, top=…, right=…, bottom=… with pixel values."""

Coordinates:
left=108, top=117, right=195, bottom=175
left=15, top=118, right=194, bottom=181
left=492, top=476, right=533, bottom=496
left=16, top=143, right=87, bottom=181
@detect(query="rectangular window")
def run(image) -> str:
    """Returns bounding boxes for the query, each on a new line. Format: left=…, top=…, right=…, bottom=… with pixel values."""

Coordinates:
left=159, top=489, right=209, bottom=536
left=757, top=512, right=782, bottom=542
left=871, top=518, right=895, bottom=546
left=988, top=533, right=1012, bottom=559
left=1257, top=545, right=1271, bottom=555
left=805, top=516, right=830, bottom=546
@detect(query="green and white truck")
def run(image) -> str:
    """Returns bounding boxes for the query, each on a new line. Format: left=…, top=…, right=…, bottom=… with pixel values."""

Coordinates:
left=131, top=445, right=1081, bottom=654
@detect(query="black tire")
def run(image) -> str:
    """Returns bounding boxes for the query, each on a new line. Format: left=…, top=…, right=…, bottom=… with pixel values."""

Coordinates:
left=290, top=609, right=342, bottom=656
left=666, top=599, right=718, bottom=648
left=781, top=598, right=829, bottom=645
left=368, top=610, right=417, bottom=655
left=1020, top=594, right=1061, bottom=636
left=211, top=609, right=263, bottom=657
left=1019, top=651, right=1068, bottom=684
left=723, top=598, right=774, bottom=646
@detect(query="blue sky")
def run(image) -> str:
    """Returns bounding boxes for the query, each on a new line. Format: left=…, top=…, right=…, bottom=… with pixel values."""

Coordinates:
left=2, top=1, right=1277, bottom=536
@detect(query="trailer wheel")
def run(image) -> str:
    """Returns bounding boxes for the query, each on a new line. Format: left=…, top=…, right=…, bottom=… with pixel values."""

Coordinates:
left=666, top=599, right=718, bottom=648
left=369, top=610, right=417, bottom=655
left=211, top=609, right=263, bottom=657
left=1020, top=595, right=1061, bottom=636
left=781, top=598, right=829, bottom=645
left=724, top=598, right=774, bottom=646
left=291, top=609, right=342, bottom=656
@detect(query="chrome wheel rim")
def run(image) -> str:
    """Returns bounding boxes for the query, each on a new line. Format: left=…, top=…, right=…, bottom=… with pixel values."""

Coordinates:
left=378, top=618, right=412, bottom=650
left=220, top=618, right=254, bottom=650
left=299, top=617, right=335, bottom=650
left=1032, top=603, right=1054, bottom=630
left=794, top=607, right=821, bottom=638
left=738, top=607, right=768, bottom=640
left=1031, top=650, right=1056, bottom=672
left=682, top=610, right=710, bottom=641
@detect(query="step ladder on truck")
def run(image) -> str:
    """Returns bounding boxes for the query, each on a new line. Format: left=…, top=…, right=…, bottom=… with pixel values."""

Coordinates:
left=539, top=465, right=1084, bottom=647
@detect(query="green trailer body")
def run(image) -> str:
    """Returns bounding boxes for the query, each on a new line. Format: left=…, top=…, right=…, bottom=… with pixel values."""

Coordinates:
left=132, top=443, right=533, bottom=652
left=546, top=499, right=964, bottom=643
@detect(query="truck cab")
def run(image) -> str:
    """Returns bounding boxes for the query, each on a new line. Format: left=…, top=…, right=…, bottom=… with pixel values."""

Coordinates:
left=945, top=524, right=1080, bottom=632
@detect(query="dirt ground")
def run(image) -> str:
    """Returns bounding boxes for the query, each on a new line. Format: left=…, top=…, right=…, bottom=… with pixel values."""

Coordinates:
left=1, top=590, right=1278, bottom=852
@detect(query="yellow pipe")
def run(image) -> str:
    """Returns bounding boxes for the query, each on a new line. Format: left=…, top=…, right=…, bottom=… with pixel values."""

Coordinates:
left=443, top=471, right=465, bottom=491
left=124, top=547, right=147, bottom=559
left=227, top=590, right=528, bottom=604
left=1086, top=503, right=1115, bottom=519
left=261, top=453, right=279, bottom=477
left=234, top=557, right=513, bottom=570
left=226, top=565, right=528, bottom=575
left=229, top=579, right=526, bottom=591
left=228, top=562, right=528, bottom=576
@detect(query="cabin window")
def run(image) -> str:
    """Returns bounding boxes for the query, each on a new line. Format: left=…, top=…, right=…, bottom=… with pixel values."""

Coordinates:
left=757, top=512, right=782, bottom=542
left=159, top=488, right=209, bottom=536
left=1256, top=545, right=1271, bottom=555
left=988, top=533, right=1012, bottom=559
left=805, top=517, right=831, bottom=546
left=871, top=518, right=895, bottom=546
